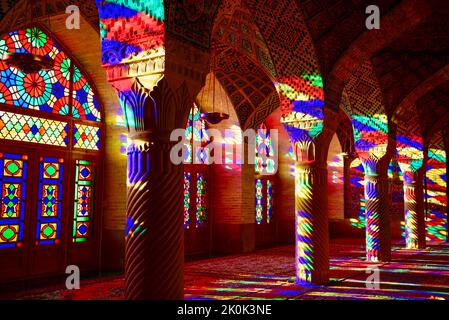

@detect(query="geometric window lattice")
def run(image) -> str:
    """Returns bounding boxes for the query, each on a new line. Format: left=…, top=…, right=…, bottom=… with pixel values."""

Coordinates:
left=255, top=123, right=276, bottom=175
left=71, top=65, right=101, bottom=122
left=0, top=110, right=68, bottom=147
left=183, top=172, right=190, bottom=229
left=73, top=124, right=100, bottom=150
left=267, top=179, right=273, bottom=224
left=255, top=178, right=274, bottom=225
left=195, top=173, right=207, bottom=228
left=0, top=153, right=27, bottom=248
left=0, top=27, right=101, bottom=122
left=255, top=178, right=264, bottom=224
left=36, top=157, right=63, bottom=245
left=73, top=160, right=95, bottom=243
left=184, top=103, right=210, bottom=164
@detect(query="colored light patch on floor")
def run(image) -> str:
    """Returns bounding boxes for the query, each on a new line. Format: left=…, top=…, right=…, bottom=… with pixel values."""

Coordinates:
left=3, top=239, right=449, bottom=300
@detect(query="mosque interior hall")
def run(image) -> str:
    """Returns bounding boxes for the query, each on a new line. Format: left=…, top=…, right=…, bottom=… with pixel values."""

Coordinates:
left=1, top=0, right=449, bottom=301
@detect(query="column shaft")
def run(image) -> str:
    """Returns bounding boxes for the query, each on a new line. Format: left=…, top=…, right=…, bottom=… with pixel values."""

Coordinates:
left=125, top=140, right=184, bottom=300
left=365, top=174, right=391, bottom=262
left=295, top=162, right=329, bottom=285
left=404, top=180, right=426, bottom=249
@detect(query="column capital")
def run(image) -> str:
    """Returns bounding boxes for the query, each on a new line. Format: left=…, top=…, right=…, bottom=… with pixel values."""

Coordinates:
left=118, top=78, right=196, bottom=138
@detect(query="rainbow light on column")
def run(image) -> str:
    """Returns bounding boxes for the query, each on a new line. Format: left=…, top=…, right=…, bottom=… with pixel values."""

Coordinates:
left=404, top=184, right=418, bottom=248
left=295, top=166, right=314, bottom=283
left=426, top=148, right=447, bottom=242
left=365, top=177, right=380, bottom=262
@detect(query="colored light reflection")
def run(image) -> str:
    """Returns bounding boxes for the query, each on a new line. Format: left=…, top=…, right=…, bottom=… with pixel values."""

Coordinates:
left=276, top=74, right=324, bottom=141
left=96, top=0, right=164, bottom=65
left=426, top=148, right=447, bottom=242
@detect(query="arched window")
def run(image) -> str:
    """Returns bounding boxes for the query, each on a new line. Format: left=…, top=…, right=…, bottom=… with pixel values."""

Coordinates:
left=183, top=103, right=211, bottom=255
left=183, top=103, right=209, bottom=229
left=0, top=25, right=102, bottom=271
left=254, top=123, right=275, bottom=225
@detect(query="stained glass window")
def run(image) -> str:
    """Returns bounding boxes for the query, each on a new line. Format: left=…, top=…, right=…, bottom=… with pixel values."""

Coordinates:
left=36, top=157, right=63, bottom=245
left=196, top=173, right=207, bottom=228
left=73, top=160, right=95, bottom=243
left=184, top=103, right=209, bottom=164
left=71, top=66, right=101, bottom=122
left=0, top=27, right=101, bottom=122
left=255, top=179, right=264, bottom=224
left=0, top=27, right=102, bottom=152
left=0, top=111, right=68, bottom=146
left=255, top=124, right=275, bottom=225
left=255, top=123, right=276, bottom=175
left=183, top=172, right=190, bottom=229
left=0, top=153, right=27, bottom=248
left=184, top=104, right=209, bottom=230
left=267, top=180, right=273, bottom=224
left=0, top=27, right=102, bottom=251
left=74, top=124, right=100, bottom=150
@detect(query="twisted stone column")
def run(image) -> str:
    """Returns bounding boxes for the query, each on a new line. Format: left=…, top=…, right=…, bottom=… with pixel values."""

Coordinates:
left=364, top=173, right=391, bottom=262
left=403, top=178, right=426, bottom=249
left=125, top=136, right=184, bottom=300
left=295, top=162, right=329, bottom=285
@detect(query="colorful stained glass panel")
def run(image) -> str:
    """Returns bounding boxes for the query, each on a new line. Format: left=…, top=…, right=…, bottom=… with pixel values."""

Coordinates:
left=0, top=27, right=101, bottom=122
left=0, top=111, right=68, bottom=146
left=267, top=180, right=273, bottom=224
left=184, top=104, right=209, bottom=164
left=196, top=173, right=207, bottom=228
left=184, top=172, right=190, bottom=229
left=255, top=123, right=276, bottom=175
left=37, top=157, right=63, bottom=245
left=73, top=124, right=100, bottom=150
left=0, top=153, right=27, bottom=248
left=72, top=66, right=101, bottom=122
left=255, top=179, right=263, bottom=224
left=73, top=160, right=95, bottom=243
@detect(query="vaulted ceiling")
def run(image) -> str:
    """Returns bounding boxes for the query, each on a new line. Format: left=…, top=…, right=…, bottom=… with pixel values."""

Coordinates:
left=2, top=0, right=449, bottom=147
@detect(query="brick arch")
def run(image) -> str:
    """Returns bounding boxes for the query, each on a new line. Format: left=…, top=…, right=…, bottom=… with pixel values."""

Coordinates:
left=166, top=0, right=223, bottom=49
left=416, top=81, right=449, bottom=146
left=393, top=64, right=449, bottom=126
left=324, top=0, right=432, bottom=111
left=214, top=48, right=279, bottom=130
left=243, top=0, right=324, bottom=118
left=335, top=109, right=355, bottom=155
left=343, top=60, right=390, bottom=162
left=211, top=0, right=276, bottom=80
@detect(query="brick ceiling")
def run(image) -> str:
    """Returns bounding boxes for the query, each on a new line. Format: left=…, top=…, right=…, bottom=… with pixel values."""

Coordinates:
left=2, top=0, right=449, bottom=144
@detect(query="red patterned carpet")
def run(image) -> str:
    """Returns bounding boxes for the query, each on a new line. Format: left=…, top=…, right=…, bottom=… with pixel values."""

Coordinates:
left=3, top=239, right=449, bottom=300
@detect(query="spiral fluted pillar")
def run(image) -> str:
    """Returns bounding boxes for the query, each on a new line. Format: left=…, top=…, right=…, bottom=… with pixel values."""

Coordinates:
left=403, top=174, right=426, bottom=249
left=364, top=173, right=391, bottom=262
left=125, top=137, right=184, bottom=300
left=295, top=162, right=329, bottom=285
